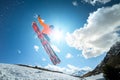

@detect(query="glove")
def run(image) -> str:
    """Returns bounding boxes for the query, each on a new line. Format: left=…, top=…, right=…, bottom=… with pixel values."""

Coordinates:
left=38, top=15, right=41, bottom=18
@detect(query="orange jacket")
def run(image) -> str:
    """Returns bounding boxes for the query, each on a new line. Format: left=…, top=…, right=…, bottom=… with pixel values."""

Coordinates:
left=38, top=16, right=51, bottom=35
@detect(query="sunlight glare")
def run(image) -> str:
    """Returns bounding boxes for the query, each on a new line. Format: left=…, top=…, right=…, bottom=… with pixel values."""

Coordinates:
left=50, top=29, right=63, bottom=42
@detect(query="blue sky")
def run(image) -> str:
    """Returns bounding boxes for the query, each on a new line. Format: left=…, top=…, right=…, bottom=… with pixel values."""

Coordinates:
left=0, top=0, right=120, bottom=73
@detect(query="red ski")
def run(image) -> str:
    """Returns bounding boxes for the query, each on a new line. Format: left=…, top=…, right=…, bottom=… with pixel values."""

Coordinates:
left=32, top=22, right=61, bottom=65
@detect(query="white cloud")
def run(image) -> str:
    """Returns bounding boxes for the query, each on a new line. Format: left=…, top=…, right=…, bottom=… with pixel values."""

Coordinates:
left=34, top=45, right=39, bottom=52
left=66, top=64, right=80, bottom=73
left=17, top=49, right=21, bottom=54
left=44, top=64, right=66, bottom=72
left=72, top=1, right=78, bottom=6
left=83, top=0, right=111, bottom=5
left=42, top=58, right=46, bottom=61
left=34, top=35, right=37, bottom=39
left=66, top=64, right=92, bottom=74
left=44, top=64, right=92, bottom=75
left=51, top=45, right=60, bottom=53
left=66, top=53, right=73, bottom=59
left=66, top=4, right=120, bottom=59
left=77, top=54, right=83, bottom=57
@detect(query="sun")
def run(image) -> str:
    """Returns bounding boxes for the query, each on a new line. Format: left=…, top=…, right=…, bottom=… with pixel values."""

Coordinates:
left=50, top=28, right=63, bottom=42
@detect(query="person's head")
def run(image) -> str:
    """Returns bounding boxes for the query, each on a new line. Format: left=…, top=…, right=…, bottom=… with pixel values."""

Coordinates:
left=49, top=25, right=54, bottom=30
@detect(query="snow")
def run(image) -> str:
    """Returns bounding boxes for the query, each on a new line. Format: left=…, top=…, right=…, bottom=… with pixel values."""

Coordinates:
left=0, top=63, right=105, bottom=80
left=84, top=73, right=105, bottom=80
left=0, top=63, right=80, bottom=80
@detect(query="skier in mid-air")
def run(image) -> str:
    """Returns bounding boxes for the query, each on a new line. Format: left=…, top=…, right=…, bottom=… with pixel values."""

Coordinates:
left=38, top=15, right=54, bottom=42
left=32, top=15, right=61, bottom=65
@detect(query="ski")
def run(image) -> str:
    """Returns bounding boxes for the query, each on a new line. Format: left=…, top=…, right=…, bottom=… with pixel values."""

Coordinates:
left=32, top=22, right=61, bottom=65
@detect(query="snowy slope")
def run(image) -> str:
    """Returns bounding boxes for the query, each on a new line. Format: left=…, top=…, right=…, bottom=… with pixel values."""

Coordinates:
left=84, top=73, right=105, bottom=80
left=0, top=63, right=80, bottom=80
left=72, top=70, right=90, bottom=77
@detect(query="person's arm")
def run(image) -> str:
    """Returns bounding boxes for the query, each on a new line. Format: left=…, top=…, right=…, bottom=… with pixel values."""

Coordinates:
left=38, top=16, right=49, bottom=29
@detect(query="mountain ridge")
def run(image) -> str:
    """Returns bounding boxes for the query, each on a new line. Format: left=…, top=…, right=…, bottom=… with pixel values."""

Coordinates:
left=82, top=41, right=120, bottom=77
left=17, top=64, right=63, bottom=74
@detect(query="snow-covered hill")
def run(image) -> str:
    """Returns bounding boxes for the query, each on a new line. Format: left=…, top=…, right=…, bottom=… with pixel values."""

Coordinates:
left=0, top=63, right=105, bottom=80
left=0, top=63, right=80, bottom=80
left=72, top=70, right=89, bottom=77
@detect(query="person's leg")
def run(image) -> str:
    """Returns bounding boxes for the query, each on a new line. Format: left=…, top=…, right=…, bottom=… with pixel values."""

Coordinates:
left=42, top=33, right=50, bottom=42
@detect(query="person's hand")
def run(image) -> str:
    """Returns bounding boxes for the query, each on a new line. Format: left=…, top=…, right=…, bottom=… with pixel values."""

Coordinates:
left=38, top=15, right=41, bottom=18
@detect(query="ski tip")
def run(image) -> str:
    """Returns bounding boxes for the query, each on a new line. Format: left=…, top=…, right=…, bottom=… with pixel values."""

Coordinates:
left=53, top=60, right=61, bottom=65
